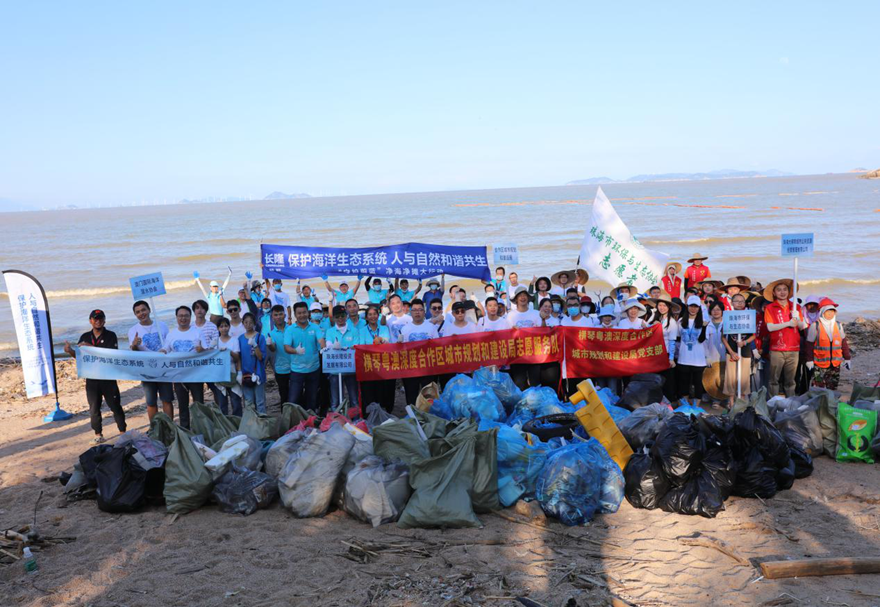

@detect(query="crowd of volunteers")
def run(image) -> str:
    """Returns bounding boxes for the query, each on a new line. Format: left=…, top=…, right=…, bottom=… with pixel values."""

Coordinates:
left=64, top=253, right=852, bottom=442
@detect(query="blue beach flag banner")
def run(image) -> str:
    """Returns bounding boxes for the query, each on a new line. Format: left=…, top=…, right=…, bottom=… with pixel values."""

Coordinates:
left=2, top=270, right=57, bottom=398
left=76, top=346, right=230, bottom=383
left=261, top=243, right=491, bottom=281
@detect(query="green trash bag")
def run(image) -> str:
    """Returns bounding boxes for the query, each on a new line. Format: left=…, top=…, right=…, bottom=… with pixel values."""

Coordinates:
left=191, top=402, right=239, bottom=448
left=433, top=421, right=500, bottom=513
left=164, top=422, right=214, bottom=513
left=373, top=418, right=431, bottom=465
left=398, top=437, right=481, bottom=529
left=148, top=412, right=186, bottom=447
left=730, top=387, right=770, bottom=420
left=836, top=402, right=877, bottom=464
left=850, top=383, right=880, bottom=404
left=806, top=388, right=840, bottom=457
left=239, top=405, right=280, bottom=441
left=410, top=408, right=455, bottom=440
left=278, top=403, right=314, bottom=436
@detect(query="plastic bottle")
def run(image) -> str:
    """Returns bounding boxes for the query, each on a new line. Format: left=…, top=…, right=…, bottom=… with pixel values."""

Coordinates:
left=23, top=547, right=37, bottom=574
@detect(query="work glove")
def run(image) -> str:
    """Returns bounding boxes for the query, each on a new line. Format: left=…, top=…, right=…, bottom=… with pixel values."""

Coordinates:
left=236, top=371, right=243, bottom=385
left=332, top=340, right=342, bottom=350
left=843, top=360, right=852, bottom=371
left=245, top=271, right=253, bottom=280
left=805, top=361, right=814, bottom=370
left=265, top=335, right=273, bottom=346
left=295, top=346, right=306, bottom=355
left=193, top=271, right=200, bottom=279
left=321, top=273, right=329, bottom=280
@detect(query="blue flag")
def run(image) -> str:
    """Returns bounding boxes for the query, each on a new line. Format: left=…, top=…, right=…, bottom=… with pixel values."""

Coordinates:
left=260, top=242, right=491, bottom=281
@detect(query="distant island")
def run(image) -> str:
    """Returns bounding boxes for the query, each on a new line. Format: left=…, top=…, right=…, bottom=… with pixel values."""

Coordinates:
left=860, top=168, right=880, bottom=180
left=566, top=169, right=793, bottom=186
left=263, top=191, right=312, bottom=200
left=176, top=191, right=312, bottom=204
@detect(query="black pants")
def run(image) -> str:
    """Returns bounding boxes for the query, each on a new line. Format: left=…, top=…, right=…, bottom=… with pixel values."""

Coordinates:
left=85, top=379, right=126, bottom=436
left=362, top=379, right=397, bottom=413
left=275, top=372, right=290, bottom=405
left=660, top=367, right=678, bottom=402
left=538, top=362, right=561, bottom=394
left=509, top=364, right=541, bottom=391
left=173, top=382, right=204, bottom=429
left=403, top=376, right=433, bottom=407
left=676, top=365, right=704, bottom=401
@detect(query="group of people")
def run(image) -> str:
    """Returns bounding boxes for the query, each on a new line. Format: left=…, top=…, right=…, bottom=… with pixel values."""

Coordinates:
left=65, top=253, right=853, bottom=442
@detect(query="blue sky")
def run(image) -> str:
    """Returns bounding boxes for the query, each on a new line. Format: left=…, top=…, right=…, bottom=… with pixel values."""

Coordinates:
left=1, top=2, right=878, bottom=206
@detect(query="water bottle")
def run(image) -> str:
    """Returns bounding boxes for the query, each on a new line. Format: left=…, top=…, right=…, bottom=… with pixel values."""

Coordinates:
left=23, top=547, right=37, bottom=574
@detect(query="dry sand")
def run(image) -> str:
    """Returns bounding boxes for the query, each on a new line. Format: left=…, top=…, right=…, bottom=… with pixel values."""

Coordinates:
left=2, top=320, right=880, bottom=606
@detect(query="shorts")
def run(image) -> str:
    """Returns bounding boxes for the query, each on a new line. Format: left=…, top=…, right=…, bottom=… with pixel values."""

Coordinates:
left=142, top=381, right=174, bottom=407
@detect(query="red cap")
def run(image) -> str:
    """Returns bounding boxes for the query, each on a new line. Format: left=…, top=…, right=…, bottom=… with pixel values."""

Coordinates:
left=818, top=297, right=838, bottom=309
left=579, top=296, right=593, bottom=304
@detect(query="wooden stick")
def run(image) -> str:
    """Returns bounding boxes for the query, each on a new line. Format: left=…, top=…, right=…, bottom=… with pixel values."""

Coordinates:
left=760, top=557, right=880, bottom=579
left=678, top=536, right=750, bottom=567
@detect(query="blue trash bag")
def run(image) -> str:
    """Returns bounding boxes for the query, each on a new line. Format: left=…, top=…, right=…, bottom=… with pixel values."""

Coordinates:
left=674, top=404, right=705, bottom=417
left=442, top=374, right=506, bottom=422
left=604, top=403, right=632, bottom=425
left=536, top=438, right=624, bottom=525
left=479, top=420, right=549, bottom=507
left=473, top=366, right=523, bottom=413
left=507, top=387, right=573, bottom=428
left=597, top=387, right=620, bottom=408
left=429, top=396, right=455, bottom=420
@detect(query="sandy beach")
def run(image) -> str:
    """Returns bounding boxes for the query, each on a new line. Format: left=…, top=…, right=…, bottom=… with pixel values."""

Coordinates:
left=1, top=319, right=880, bottom=606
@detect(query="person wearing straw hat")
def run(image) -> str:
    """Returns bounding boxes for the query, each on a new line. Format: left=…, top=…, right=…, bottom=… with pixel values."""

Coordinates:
left=696, top=278, right=723, bottom=302
left=722, top=292, right=755, bottom=408
left=717, top=277, right=749, bottom=311
left=617, top=298, right=649, bottom=329
left=529, top=275, right=553, bottom=308
left=676, top=295, right=708, bottom=406
left=652, top=292, right=681, bottom=401
left=803, top=298, right=851, bottom=391
left=763, top=278, right=806, bottom=397
left=684, top=253, right=711, bottom=291
left=550, top=270, right=576, bottom=297
left=661, top=262, right=683, bottom=300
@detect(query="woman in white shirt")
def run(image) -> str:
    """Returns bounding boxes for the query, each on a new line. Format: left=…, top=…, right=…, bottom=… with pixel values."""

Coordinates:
left=616, top=299, right=650, bottom=329
left=677, top=295, right=708, bottom=406
left=214, top=317, right=243, bottom=416
left=652, top=293, right=681, bottom=402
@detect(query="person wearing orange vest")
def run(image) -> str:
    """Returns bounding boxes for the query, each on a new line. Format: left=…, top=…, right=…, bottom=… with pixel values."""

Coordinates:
left=763, top=278, right=807, bottom=397
left=804, top=298, right=851, bottom=391
left=661, top=261, right=683, bottom=300
left=683, top=253, right=711, bottom=291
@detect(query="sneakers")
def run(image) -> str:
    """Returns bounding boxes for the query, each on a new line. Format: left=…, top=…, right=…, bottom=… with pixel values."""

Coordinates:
left=92, top=435, right=106, bottom=444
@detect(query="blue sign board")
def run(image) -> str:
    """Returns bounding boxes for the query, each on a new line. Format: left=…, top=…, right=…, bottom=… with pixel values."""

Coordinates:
left=493, top=243, right=519, bottom=265
left=781, top=233, right=814, bottom=258
left=723, top=310, right=756, bottom=334
left=129, top=272, right=166, bottom=300
left=322, top=348, right=356, bottom=374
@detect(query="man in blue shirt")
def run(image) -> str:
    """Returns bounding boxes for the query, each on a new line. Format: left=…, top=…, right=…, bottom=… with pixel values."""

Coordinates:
left=323, top=275, right=363, bottom=307
left=265, top=304, right=292, bottom=404
left=367, top=277, right=394, bottom=305
left=422, top=276, right=444, bottom=309
left=284, top=301, right=326, bottom=412
left=394, top=277, right=422, bottom=302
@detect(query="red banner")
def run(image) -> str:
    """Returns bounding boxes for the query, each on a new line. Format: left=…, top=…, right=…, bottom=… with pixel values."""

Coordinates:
left=355, top=327, right=561, bottom=381
left=562, top=325, right=669, bottom=378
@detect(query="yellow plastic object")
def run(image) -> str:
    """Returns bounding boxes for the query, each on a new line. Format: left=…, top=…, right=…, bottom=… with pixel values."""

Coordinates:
left=571, top=380, right=633, bottom=470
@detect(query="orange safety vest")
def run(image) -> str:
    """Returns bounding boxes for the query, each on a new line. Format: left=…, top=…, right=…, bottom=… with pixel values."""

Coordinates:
left=814, top=322, right=843, bottom=368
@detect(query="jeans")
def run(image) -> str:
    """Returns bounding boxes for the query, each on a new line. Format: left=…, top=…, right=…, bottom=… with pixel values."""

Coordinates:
left=85, top=379, right=126, bottom=435
left=173, top=382, right=204, bottom=429
left=141, top=381, right=174, bottom=409
left=328, top=373, right=359, bottom=410
left=206, top=382, right=223, bottom=405
left=289, top=370, right=321, bottom=412
left=241, top=382, right=267, bottom=414
left=215, top=387, right=243, bottom=416
left=275, top=372, right=290, bottom=404
left=769, top=350, right=799, bottom=397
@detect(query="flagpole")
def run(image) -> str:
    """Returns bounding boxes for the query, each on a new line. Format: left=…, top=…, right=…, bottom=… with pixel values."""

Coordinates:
left=35, top=271, right=72, bottom=422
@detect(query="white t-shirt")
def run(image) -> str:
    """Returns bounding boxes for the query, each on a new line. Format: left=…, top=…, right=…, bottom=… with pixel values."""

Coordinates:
left=217, top=335, right=241, bottom=354
left=507, top=283, right=522, bottom=302
left=440, top=321, right=479, bottom=337
left=194, top=320, right=219, bottom=349
left=550, top=285, right=567, bottom=297
left=507, top=308, right=542, bottom=329
left=617, top=317, right=649, bottom=330
left=128, top=320, right=169, bottom=352
left=561, top=315, right=592, bottom=328
left=542, top=316, right=561, bottom=327
left=163, top=327, right=209, bottom=353
left=269, top=290, right=292, bottom=321
left=478, top=316, right=511, bottom=332
left=228, top=322, right=247, bottom=340
left=385, top=313, right=413, bottom=342
left=400, top=321, right=439, bottom=343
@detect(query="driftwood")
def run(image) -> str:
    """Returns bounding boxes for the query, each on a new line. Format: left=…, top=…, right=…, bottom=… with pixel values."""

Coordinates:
left=677, top=533, right=750, bottom=567
left=760, top=557, right=880, bottom=579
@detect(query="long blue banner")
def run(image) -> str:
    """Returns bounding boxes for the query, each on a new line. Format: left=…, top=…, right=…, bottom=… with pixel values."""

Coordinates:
left=260, top=243, right=491, bottom=281
left=76, top=346, right=231, bottom=383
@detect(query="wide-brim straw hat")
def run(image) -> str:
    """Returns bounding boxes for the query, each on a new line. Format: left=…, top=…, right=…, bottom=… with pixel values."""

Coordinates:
left=576, top=269, right=590, bottom=285
left=736, top=275, right=752, bottom=289
left=610, top=283, right=638, bottom=300
left=702, top=362, right=726, bottom=401
left=749, top=295, right=768, bottom=311
left=688, top=252, right=708, bottom=263
left=696, top=279, right=724, bottom=290
left=621, top=298, right=646, bottom=314
left=717, top=277, right=749, bottom=293
left=664, top=261, right=682, bottom=275
left=651, top=292, right=682, bottom=315
left=551, top=270, right=577, bottom=287
left=763, top=278, right=799, bottom=302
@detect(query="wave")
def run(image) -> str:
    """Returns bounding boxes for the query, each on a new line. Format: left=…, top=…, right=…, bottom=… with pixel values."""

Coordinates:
left=800, top=278, right=880, bottom=287
left=0, top=279, right=195, bottom=300
left=644, top=234, right=776, bottom=245
left=172, top=251, right=252, bottom=263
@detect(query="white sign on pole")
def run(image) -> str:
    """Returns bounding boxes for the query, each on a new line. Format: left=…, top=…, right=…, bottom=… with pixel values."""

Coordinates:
left=322, top=348, right=356, bottom=374
left=578, top=188, right=669, bottom=292
left=722, top=310, right=756, bottom=334
left=493, top=243, right=519, bottom=265
left=781, top=233, right=814, bottom=258
left=130, top=272, right=166, bottom=299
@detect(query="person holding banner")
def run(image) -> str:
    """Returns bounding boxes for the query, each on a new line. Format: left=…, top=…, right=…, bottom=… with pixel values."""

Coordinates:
left=284, top=302, right=326, bottom=412
left=398, top=299, right=439, bottom=404
left=763, top=279, right=806, bottom=397
left=265, top=304, right=293, bottom=404
left=238, top=313, right=267, bottom=412
left=64, top=309, right=127, bottom=443
left=324, top=305, right=360, bottom=409
left=162, top=305, right=209, bottom=429
left=367, top=277, right=393, bottom=305
left=264, top=278, right=292, bottom=324
left=394, top=277, right=421, bottom=302
left=423, top=277, right=445, bottom=309
left=214, top=317, right=243, bottom=416
left=722, top=293, right=755, bottom=408
left=477, top=297, right=510, bottom=332
left=358, top=306, right=395, bottom=412
left=323, top=275, right=362, bottom=307
left=128, top=300, right=172, bottom=422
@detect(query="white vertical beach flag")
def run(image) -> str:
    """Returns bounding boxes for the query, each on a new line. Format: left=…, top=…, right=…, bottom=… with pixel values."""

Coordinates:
left=2, top=270, right=57, bottom=398
left=578, top=187, right=669, bottom=292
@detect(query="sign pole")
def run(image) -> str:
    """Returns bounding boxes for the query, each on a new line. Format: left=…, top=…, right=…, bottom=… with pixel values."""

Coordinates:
left=337, top=372, right=344, bottom=412
left=736, top=344, right=742, bottom=400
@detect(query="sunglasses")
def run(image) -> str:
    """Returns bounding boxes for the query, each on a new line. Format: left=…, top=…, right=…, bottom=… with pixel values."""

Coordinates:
left=431, top=306, right=442, bottom=311
left=228, top=308, right=240, bottom=312
left=453, top=309, right=465, bottom=314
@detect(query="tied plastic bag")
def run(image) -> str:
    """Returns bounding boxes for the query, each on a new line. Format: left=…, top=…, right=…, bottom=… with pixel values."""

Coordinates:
left=164, top=422, right=214, bottom=514
left=836, top=402, right=877, bottom=464
left=731, top=407, right=792, bottom=499
left=506, top=386, right=572, bottom=428
left=789, top=445, right=814, bottom=478
left=212, top=467, right=277, bottom=515
left=205, top=434, right=262, bottom=480
left=365, top=402, right=397, bottom=431
left=279, top=424, right=355, bottom=517
left=190, top=401, right=239, bottom=448
left=444, top=377, right=506, bottom=422
left=373, top=418, right=431, bottom=465
left=618, top=373, right=665, bottom=409
left=415, top=381, right=441, bottom=413
left=618, top=403, right=672, bottom=450
left=730, top=387, right=771, bottom=420
left=239, top=405, right=280, bottom=441
left=774, top=405, right=824, bottom=456
left=343, top=456, right=411, bottom=527
left=265, top=430, right=310, bottom=478
left=479, top=421, right=549, bottom=507
left=94, top=444, right=147, bottom=513
left=147, top=412, right=182, bottom=447
left=333, top=425, right=375, bottom=508
left=473, top=366, right=523, bottom=412
left=115, top=430, right=168, bottom=471
left=651, top=413, right=706, bottom=487
left=658, top=468, right=725, bottom=519
left=623, top=452, right=669, bottom=510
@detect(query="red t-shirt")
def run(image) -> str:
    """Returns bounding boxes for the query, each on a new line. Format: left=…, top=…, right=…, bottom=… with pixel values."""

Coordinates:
left=764, top=300, right=801, bottom=352
left=661, top=276, right=682, bottom=299
left=684, top=264, right=710, bottom=289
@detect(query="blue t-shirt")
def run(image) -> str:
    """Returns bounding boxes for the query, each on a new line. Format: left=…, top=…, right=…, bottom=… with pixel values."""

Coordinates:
left=359, top=323, right=391, bottom=345
left=348, top=317, right=367, bottom=333
left=423, top=290, right=443, bottom=308
left=300, top=294, right=317, bottom=308
left=267, top=324, right=292, bottom=374
left=368, top=288, right=390, bottom=304
left=251, top=291, right=265, bottom=305
left=318, top=317, right=332, bottom=332
left=207, top=292, right=224, bottom=316
left=238, top=333, right=267, bottom=383
left=396, top=288, right=415, bottom=302
left=333, top=289, right=355, bottom=304
left=258, top=312, right=273, bottom=336
left=285, top=323, right=323, bottom=374
left=324, top=325, right=360, bottom=350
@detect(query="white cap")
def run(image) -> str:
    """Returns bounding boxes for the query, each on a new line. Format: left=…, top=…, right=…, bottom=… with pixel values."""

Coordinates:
left=309, top=302, right=322, bottom=312
left=686, top=295, right=702, bottom=307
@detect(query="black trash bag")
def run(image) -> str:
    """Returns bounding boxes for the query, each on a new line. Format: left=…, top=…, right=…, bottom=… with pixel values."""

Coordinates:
left=697, top=414, right=734, bottom=443
left=212, top=466, right=278, bottom=515
left=658, top=468, right=725, bottom=519
left=732, top=449, right=778, bottom=499
left=79, top=444, right=115, bottom=488
left=623, top=452, right=669, bottom=510
left=618, top=403, right=673, bottom=450
left=701, top=443, right=737, bottom=501
left=650, top=414, right=705, bottom=487
left=789, top=445, right=814, bottom=479
left=94, top=445, right=147, bottom=513
left=776, top=457, right=795, bottom=491
left=618, top=373, right=665, bottom=409
left=774, top=406, right=824, bottom=457
left=733, top=407, right=791, bottom=469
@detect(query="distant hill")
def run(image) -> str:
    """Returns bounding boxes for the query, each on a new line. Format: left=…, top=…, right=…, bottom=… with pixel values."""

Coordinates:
left=566, top=169, right=793, bottom=186
left=0, top=198, right=34, bottom=213
left=264, top=191, right=311, bottom=200
left=860, top=168, right=880, bottom=180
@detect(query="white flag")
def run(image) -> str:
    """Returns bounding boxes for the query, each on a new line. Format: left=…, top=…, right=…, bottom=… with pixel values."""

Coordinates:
left=2, top=270, right=57, bottom=398
left=578, top=187, right=668, bottom=293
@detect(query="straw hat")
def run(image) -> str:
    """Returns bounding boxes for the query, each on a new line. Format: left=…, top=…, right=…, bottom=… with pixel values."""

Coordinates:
left=749, top=295, right=768, bottom=311
left=702, top=362, right=726, bottom=401
left=576, top=269, right=590, bottom=285
left=551, top=270, right=577, bottom=287
left=621, top=298, right=646, bottom=314
left=736, top=275, right=752, bottom=289
left=664, top=261, right=682, bottom=275
left=763, top=278, right=799, bottom=301
left=687, top=252, right=708, bottom=263
left=610, top=283, right=638, bottom=300
left=717, top=277, right=749, bottom=293
left=695, top=279, right=724, bottom=290
left=651, top=292, right=681, bottom=314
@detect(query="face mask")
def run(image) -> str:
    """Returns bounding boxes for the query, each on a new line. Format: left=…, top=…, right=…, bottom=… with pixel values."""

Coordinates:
left=373, top=284, right=381, bottom=291
left=430, top=284, right=438, bottom=291
left=273, top=284, right=282, bottom=291
left=496, top=275, right=503, bottom=281
left=567, top=306, right=580, bottom=316
left=310, top=312, right=322, bottom=321
left=552, top=303, right=561, bottom=313
left=581, top=306, right=591, bottom=314
left=486, top=290, right=494, bottom=296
